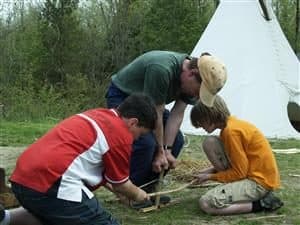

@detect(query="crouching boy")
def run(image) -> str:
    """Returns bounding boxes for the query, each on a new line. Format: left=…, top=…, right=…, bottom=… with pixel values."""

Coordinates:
left=1, top=93, right=157, bottom=225
left=190, top=95, right=283, bottom=215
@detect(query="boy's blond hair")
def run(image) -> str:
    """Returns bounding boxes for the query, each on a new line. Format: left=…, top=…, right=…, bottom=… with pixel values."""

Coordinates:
left=190, top=95, right=230, bottom=127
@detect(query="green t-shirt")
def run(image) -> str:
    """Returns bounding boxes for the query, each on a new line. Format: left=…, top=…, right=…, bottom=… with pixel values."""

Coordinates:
left=112, top=50, right=195, bottom=105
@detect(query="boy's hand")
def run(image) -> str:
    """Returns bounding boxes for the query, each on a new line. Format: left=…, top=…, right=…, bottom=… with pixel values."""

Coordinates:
left=194, top=173, right=210, bottom=183
left=197, top=167, right=216, bottom=174
left=112, top=180, right=150, bottom=204
left=134, top=189, right=149, bottom=202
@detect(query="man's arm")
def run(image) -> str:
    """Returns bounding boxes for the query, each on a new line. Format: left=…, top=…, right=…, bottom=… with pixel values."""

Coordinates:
left=164, top=100, right=187, bottom=168
left=152, top=104, right=168, bottom=173
left=152, top=100, right=187, bottom=172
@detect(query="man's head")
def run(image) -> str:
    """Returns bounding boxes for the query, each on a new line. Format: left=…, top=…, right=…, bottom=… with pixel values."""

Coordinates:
left=197, top=55, right=227, bottom=107
left=184, top=53, right=227, bottom=107
left=190, top=95, right=230, bottom=133
left=117, top=93, right=157, bottom=139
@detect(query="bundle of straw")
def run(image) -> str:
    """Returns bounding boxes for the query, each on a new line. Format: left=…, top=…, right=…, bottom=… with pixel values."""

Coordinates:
left=170, top=159, right=211, bottom=182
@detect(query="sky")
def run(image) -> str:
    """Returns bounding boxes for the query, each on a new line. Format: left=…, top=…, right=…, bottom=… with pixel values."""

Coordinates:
left=0, top=0, right=36, bottom=19
left=0, top=0, right=92, bottom=19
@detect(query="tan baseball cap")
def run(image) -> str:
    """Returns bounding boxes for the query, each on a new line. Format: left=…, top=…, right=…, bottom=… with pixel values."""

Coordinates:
left=197, top=55, right=227, bottom=107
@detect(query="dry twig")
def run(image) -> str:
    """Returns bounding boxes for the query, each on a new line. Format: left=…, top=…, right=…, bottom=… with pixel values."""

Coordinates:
left=148, top=179, right=197, bottom=197
left=246, top=214, right=285, bottom=220
left=188, top=182, right=220, bottom=189
left=288, top=174, right=300, bottom=177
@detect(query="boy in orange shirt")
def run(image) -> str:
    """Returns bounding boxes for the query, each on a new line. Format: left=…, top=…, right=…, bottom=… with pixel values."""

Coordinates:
left=190, top=95, right=283, bottom=215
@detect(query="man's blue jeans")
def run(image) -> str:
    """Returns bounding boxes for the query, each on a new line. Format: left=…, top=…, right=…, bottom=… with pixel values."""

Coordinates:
left=11, top=182, right=119, bottom=225
left=105, top=82, right=184, bottom=188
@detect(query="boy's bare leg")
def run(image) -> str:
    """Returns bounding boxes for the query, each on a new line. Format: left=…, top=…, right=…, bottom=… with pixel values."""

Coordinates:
left=199, top=199, right=252, bottom=215
left=202, top=136, right=229, bottom=171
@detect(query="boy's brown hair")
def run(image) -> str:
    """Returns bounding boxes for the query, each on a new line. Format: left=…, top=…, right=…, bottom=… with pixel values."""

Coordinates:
left=190, top=95, right=230, bottom=127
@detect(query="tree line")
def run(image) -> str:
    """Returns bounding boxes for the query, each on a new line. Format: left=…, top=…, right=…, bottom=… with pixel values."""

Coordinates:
left=0, top=0, right=298, bottom=121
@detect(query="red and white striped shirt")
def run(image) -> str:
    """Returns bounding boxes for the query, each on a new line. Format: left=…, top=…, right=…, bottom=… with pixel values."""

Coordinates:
left=10, top=108, right=133, bottom=202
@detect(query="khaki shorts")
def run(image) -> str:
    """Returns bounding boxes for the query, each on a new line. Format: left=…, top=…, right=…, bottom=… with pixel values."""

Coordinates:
left=200, top=179, right=268, bottom=208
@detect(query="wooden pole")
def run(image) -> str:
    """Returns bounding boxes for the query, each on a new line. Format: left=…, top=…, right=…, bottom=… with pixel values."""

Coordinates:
left=259, top=0, right=271, bottom=21
left=154, top=171, right=164, bottom=206
left=296, top=0, right=299, bottom=52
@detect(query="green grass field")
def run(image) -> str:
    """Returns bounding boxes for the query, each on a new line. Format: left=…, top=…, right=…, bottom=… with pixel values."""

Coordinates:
left=0, top=121, right=300, bottom=224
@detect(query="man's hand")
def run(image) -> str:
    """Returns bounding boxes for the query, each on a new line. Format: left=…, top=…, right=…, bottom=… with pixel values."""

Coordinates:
left=165, top=150, right=177, bottom=169
left=152, top=150, right=168, bottom=173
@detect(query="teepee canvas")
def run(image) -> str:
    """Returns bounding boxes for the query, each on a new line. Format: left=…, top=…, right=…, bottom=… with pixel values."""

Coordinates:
left=179, top=0, right=300, bottom=139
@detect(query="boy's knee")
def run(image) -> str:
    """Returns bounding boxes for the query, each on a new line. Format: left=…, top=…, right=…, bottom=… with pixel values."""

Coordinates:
left=202, top=136, right=221, bottom=150
left=202, top=136, right=229, bottom=171
left=199, top=197, right=214, bottom=215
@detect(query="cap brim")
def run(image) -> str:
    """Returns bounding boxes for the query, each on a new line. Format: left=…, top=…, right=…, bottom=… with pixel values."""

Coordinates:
left=199, top=83, right=216, bottom=107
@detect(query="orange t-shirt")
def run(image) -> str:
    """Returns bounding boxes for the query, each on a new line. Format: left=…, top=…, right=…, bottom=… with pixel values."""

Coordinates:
left=210, top=116, right=280, bottom=190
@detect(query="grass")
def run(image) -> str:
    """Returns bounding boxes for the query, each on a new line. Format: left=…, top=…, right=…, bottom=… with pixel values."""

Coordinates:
left=98, top=136, right=300, bottom=225
left=0, top=119, right=57, bottom=146
left=0, top=121, right=300, bottom=224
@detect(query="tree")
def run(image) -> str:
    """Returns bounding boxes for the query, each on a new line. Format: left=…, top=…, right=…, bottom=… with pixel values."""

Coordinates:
left=137, top=0, right=216, bottom=54
left=273, top=0, right=299, bottom=52
left=37, top=0, right=82, bottom=85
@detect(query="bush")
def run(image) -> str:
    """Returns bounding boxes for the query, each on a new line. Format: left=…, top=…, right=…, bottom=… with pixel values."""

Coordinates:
left=0, top=72, right=109, bottom=121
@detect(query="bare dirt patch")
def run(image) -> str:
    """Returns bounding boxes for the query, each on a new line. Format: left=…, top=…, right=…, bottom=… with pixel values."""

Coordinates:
left=0, top=146, right=26, bottom=177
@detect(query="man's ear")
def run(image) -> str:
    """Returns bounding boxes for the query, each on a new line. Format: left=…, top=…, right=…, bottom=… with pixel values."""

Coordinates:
left=127, top=118, right=139, bottom=128
left=191, top=68, right=199, bottom=76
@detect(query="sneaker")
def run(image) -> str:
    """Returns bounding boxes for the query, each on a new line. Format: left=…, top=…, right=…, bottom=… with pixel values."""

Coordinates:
left=260, top=191, right=284, bottom=211
left=130, top=195, right=171, bottom=210
left=0, top=203, right=5, bottom=222
left=130, top=199, right=153, bottom=210
left=150, top=195, right=171, bottom=205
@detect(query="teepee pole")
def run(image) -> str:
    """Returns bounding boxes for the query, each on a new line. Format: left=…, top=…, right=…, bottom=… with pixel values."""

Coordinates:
left=296, top=0, right=299, bottom=52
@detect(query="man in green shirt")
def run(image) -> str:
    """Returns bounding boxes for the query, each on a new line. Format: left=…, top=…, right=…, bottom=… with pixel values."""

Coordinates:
left=106, top=50, right=227, bottom=206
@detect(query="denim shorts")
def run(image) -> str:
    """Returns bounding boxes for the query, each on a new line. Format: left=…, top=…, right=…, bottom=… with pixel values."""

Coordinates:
left=11, top=182, right=120, bottom=225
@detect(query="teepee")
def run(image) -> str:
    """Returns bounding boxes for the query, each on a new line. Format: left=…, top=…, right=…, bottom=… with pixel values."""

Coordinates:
left=180, top=0, right=300, bottom=139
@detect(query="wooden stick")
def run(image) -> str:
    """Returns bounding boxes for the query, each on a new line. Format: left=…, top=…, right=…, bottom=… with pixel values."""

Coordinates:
left=246, top=215, right=285, bottom=220
left=272, top=148, right=300, bottom=154
left=106, top=182, right=218, bottom=203
left=140, top=205, right=158, bottom=213
left=154, top=171, right=164, bottom=206
left=140, top=198, right=181, bottom=213
left=148, top=179, right=197, bottom=197
left=139, top=178, right=158, bottom=189
left=288, top=174, right=300, bottom=177
left=188, top=182, right=220, bottom=188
